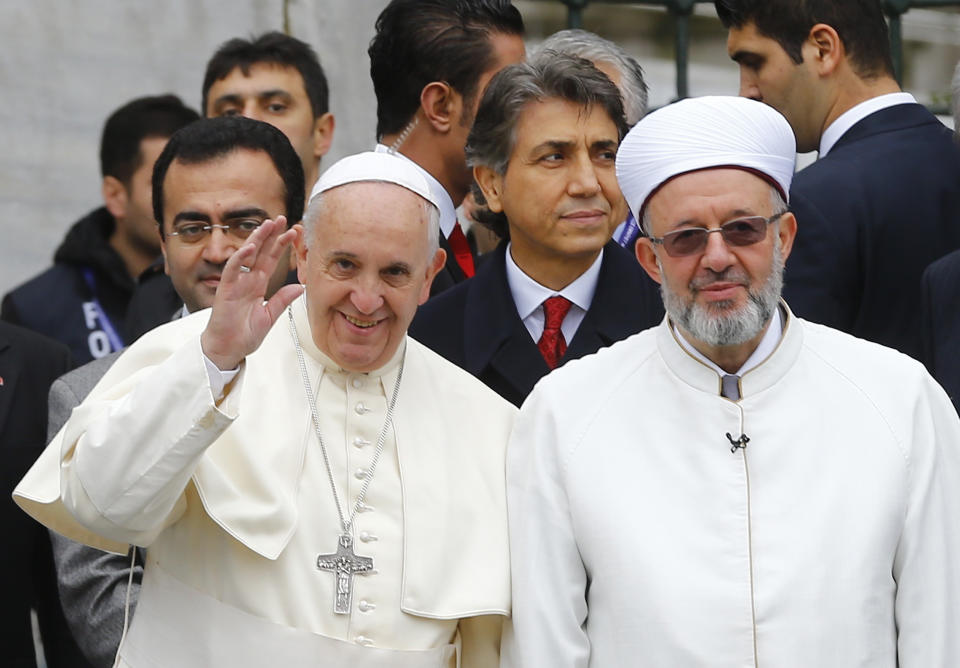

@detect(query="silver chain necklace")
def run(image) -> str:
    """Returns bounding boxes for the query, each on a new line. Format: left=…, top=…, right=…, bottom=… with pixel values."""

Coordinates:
left=287, top=307, right=404, bottom=614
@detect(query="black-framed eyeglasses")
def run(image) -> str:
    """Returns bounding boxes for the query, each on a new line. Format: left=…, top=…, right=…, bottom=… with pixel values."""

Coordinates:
left=649, top=211, right=787, bottom=258
left=167, top=220, right=262, bottom=244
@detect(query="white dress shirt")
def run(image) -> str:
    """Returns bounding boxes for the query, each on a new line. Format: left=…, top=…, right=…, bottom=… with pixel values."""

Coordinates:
left=504, top=243, right=604, bottom=345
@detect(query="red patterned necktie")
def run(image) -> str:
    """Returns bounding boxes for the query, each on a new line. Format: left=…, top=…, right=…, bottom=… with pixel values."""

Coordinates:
left=538, top=296, right=573, bottom=370
left=447, top=222, right=475, bottom=278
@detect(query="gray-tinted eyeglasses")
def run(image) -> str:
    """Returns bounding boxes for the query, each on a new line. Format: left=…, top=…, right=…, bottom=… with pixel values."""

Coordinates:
left=167, top=220, right=262, bottom=244
left=650, top=211, right=787, bottom=258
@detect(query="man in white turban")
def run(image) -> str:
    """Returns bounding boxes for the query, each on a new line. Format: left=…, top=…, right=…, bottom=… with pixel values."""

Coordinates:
left=502, top=96, right=960, bottom=667
left=15, top=150, right=515, bottom=667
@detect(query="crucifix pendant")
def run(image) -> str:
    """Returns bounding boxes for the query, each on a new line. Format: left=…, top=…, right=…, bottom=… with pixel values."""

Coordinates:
left=317, top=533, right=374, bottom=614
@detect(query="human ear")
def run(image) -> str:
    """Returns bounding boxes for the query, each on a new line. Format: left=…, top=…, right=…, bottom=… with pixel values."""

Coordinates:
left=806, top=23, right=843, bottom=76
left=292, top=223, right=310, bottom=284
left=635, top=237, right=663, bottom=285
left=419, top=248, right=448, bottom=304
left=102, top=176, right=128, bottom=219
left=776, top=211, right=798, bottom=263
left=474, top=165, right=505, bottom=214
left=420, top=81, right=459, bottom=134
left=312, top=112, right=335, bottom=159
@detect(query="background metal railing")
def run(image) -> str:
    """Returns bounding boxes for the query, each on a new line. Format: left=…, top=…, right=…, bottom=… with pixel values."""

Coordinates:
left=532, top=0, right=960, bottom=104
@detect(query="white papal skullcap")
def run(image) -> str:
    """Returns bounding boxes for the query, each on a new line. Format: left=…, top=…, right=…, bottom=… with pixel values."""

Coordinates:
left=309, top=150, right=439, bottom=211
left=616, top=96, right=796, bottom=219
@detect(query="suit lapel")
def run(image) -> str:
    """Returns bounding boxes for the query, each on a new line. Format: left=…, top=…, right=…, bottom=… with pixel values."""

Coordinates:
left=564, top=242, right=647, bottom=362
left=831, top=104, right=940, bottom=154
left=439, top=234, right=466, bottom=283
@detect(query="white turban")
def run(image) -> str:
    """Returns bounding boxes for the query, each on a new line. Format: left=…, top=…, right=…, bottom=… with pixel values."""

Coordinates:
left=615, top=96, right=796, bottom=219
left=309, top=150, right=439, bottom=211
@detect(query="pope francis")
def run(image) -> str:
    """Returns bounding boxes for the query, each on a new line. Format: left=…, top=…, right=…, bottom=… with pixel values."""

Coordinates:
left=502, top=96, right=960, bottom=667
left=15, top=149, right=515, bottom=667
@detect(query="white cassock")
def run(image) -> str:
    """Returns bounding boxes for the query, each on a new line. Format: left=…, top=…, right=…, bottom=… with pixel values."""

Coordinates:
left=503, top=303, right=960, bottom=668
left=15, top=296, right=515, bottom=668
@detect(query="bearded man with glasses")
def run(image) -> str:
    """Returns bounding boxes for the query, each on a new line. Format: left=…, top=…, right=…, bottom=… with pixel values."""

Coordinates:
left=502, top=96, right=960, bottom=667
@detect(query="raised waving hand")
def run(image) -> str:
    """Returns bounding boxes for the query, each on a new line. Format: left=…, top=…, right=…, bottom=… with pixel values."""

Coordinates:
left=200, top=217, right=304, bottom=370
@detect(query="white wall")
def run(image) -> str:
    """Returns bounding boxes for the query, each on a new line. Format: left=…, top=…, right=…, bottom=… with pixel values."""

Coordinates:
left=0, top=0, right=389, bottom=295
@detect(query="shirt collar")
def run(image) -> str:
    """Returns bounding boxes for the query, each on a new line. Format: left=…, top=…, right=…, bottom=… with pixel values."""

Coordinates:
left=374, top=143, right=457, bottom=239
left=504, top=242, right=604, bottom=318
left=672, top=305, right=783, bottom=377
left=819, top=92, right=917, bottom=156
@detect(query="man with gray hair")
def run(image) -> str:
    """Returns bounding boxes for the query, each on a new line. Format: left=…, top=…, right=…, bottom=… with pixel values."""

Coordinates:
left=537, top=29, right=648, bottom=127
left=15, top=150, right=516, bottom=666
left=536, top=29, right=649, bottom=250
left=410, top=52, right=662, bottom=407
left=503, top=95, right=960, bottom=666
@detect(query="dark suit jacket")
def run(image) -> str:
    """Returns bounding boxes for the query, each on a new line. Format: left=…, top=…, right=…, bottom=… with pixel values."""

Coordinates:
left=785, top=103, right=960, bottom=360
left=410, top=241, right=664, bottom=406
left=123, top=262, right=182, bottom=343
left=0, top=322, right=92, bottom=668
left=921, top=248, right=960, bottom=412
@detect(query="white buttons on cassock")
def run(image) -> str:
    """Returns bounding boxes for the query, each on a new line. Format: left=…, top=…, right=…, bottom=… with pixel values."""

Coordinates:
left=351, top=377, right=363, bottom=389
left=353, top=436, right=370, bottom=449
left=354, top=635, right=373, bottom=646
left=359, top=531, right=378, bottom=542
left=354, top=468, right=368, bottom=480
left=355, top=402, right=370, bottom=415
left=358, top=600, right=376, bottom=612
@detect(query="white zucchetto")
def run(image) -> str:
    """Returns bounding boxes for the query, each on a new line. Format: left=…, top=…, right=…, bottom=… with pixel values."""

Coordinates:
left=309, top=151, right=440, bottom=212
left=615, top=96, right=796, bottom=219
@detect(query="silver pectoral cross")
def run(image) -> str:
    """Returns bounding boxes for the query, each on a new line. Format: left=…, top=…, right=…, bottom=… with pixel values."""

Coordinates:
left=317, top=534, right=374, bottom=614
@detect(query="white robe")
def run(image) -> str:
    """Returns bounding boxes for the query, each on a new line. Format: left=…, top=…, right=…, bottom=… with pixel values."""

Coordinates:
left=503, top=304, right=960, bottom=667
left=15, top=297, right=515, bottom=667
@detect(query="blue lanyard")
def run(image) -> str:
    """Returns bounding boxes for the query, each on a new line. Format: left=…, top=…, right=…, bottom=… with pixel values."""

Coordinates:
left=616, top=212, right=641, bottom=248
left=81, top=267, right=125, bottom=352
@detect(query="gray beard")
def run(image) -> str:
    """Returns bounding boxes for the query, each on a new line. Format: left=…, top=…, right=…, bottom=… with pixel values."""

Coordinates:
left=659, top=243, right=784, bottom=347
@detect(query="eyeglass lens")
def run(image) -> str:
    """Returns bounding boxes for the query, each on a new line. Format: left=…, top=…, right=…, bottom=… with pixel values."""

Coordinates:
left=171, top=221, right=261, bottom=243
left=663, top=216, right=769, bottom=257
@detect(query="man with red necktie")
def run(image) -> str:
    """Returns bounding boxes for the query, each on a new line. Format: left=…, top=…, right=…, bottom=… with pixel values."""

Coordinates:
left=368, top=0, right=526, bottom=296
left=410, top=53, right=663, bottom=407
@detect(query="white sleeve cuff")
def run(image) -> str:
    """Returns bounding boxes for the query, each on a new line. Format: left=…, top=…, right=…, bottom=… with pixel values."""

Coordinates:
left=203, top=353, right=241, bottom=401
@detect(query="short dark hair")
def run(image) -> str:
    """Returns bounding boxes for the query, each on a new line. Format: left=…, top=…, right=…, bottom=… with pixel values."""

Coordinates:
left=369, top=0, right=525, bottom=139
left=152, top=116, right=305, bottom=236
left=714, top=0, right=894, bottom=79
left=202, top=31, right=329, bottom=119
left=100, top=95, right=199, bottom=185
left=466, top=51, right=628, bottom=238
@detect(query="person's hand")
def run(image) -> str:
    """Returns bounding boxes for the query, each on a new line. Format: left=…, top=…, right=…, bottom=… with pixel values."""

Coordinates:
left=200, top=217, right=304, bottom=370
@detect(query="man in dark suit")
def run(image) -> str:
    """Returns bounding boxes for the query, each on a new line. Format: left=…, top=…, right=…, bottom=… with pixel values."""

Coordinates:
left=368, top=0, right=526, bottom=296
left=717, top=0, right=960, bottom=360
left=921, top=249, right=960, bottom=412
left=410, top=54, right=663, bottom=407
left=0, top=322, right=91, bottom=667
